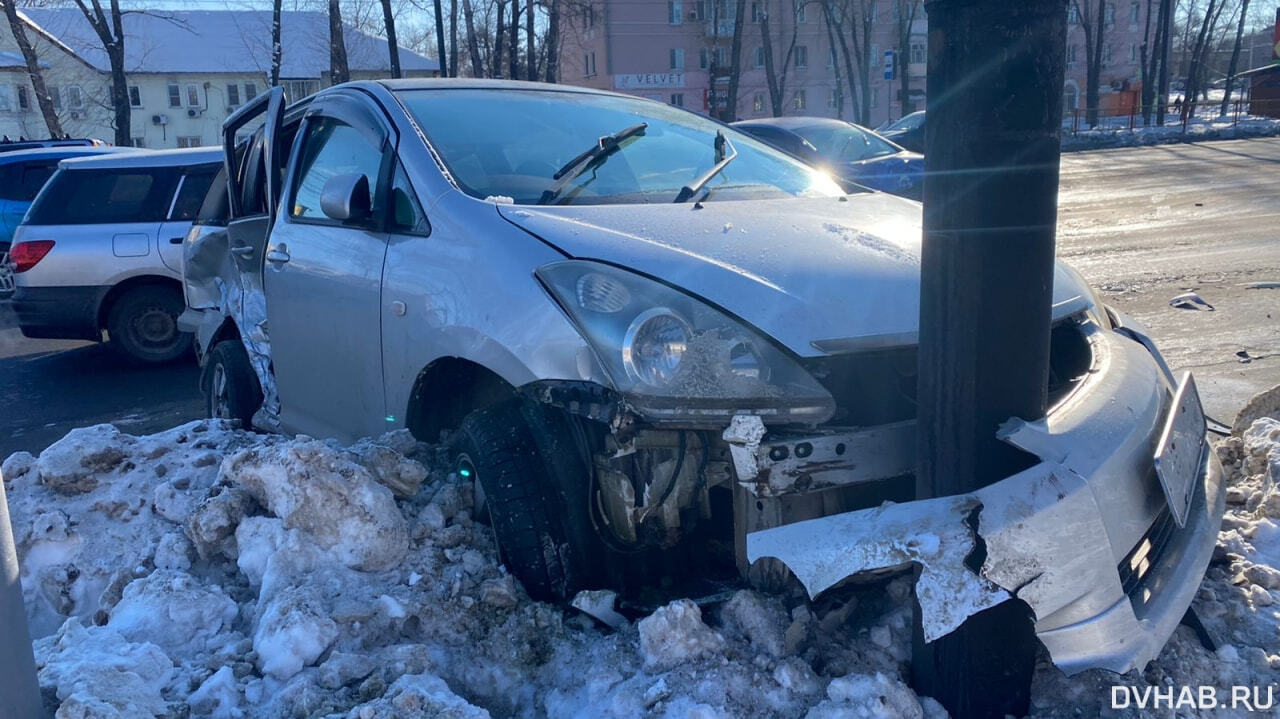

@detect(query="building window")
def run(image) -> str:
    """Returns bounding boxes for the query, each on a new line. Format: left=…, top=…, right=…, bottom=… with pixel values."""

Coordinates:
left=282, top=80, right=320, bottom=99
left=0, top=87, right=12, bottom=112
left=176, top=135, right=202, bottom=148
left=132, top=137, right=145, bottom=148
left=244, top=83, right=258, bottom=101
left=910, top=39, right=926, bottom=64
left=227, top=83, right=241, bottom=107
left=66, top=85, right=84, bottom=110
left=796, top=45, right=808, bottom=68
left=827, top=88, right=838, bottom=108
left=670, top=48, right=685, bottom=70
left=793, top=89, right=806, bottom=110
left=1102, top=43, right=1112, bottom=66
left=1067, top=5, right=1079, bottom=24
left=48, top=86, right=61, bottom=111
left=754, top=47, right=765, bottom=68
left=1129, top=42, right=1138, bottom=62
left=750, top=1, right=760, bottom=22
left=753, top=93, right=764, bottom=113
left=167, top=83, right=182, bottom=108
left=871, top=86, right=879, bottom=108
left=714, top=46, right=728, bottom=67
left=1129, top=1, right=1140, bottom=24
left=127, top=85, right=141, bottom=108
left=186, top=83, right=201, bottom=107
left=699, top=48, right=709, bottom=69
left=1103, top=2, right=1115, bottom=26
left=1067, top=44, right=1078, bottom=65
left=17, top=85, right=30, bottom=112
left=670, top=93, right=684, bottom=107
left=582, top=4, right=595, bottom=28
left=668, top=0, right=683, bottom=24
left=796, top=3, right=806, bottom=22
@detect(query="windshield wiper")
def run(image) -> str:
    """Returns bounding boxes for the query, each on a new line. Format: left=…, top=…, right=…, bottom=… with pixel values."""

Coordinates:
left=674, top=131, right=737, bottom=203
left=538, top=122, right=647, bottom=205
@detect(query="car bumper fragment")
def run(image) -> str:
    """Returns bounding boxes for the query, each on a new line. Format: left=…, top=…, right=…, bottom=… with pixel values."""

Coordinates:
left=746, top=325, right=1227, bottom=675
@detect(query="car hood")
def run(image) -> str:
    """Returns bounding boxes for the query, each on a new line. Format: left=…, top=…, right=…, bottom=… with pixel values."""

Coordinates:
left=497, top=194, right=1091, bottom=357
left=840, top=152, right=922, bottom=173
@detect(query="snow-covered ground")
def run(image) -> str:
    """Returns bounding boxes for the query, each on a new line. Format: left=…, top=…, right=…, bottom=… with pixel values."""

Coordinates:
left=4, top=404, right=1280, bottom=718
left=1062, top=115, right=1280, bottom=151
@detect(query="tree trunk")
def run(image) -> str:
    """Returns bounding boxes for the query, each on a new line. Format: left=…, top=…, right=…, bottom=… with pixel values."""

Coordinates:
left=493, top=0, right=506, bottom=78
left=823, top=9, right=845, bottom=118
left=449, top=0, right=459, bottom=77
left=824, top=1, right=861, bottom=121
left=1219, top=0, right=1250, bottom=117
left=524, top=0, right=535, bottom=79
left=329, top=0, right=350, bottom=84
left=380, top=0, right=402, bottom=78
left=857, top=7, right=871, bottom=123
left=898, top=0, right=920, bottom=116
left=508, top=0, right=520, bottom=79
left=1182, top=0, right=1221, bottom=123
left=270, top=0, right=283, bottom=86
left=462, top=0, right=483, bottom=77
left=725, top=0, right=747, bottom=120
left=760, top=11, right=783, bottom=115
left=1139, top=0, right=1155, bottom=124
left=1155, top=0, right=1172, bottom=124
left=1075, top=0, right=1104, bottom=126
left=71, top=0, right=129, bottom=145
left=3, top=0, right=64, bottom=136
left=543, top=0, right=560, bottom=82
left=432, top=0, right=448, bottom=76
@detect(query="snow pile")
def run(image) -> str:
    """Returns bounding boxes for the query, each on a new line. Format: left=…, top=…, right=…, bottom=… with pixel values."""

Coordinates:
left=1061, top=115, right=1280, bottom=151
left=6, top=415, right=1280, bottom=717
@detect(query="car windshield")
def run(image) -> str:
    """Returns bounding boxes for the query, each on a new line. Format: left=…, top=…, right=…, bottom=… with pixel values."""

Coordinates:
left=880, top=112, right=925, bottom=132
left=396, top=89, right=842, bottom=205
left=790, top=124, right=900, bottom=163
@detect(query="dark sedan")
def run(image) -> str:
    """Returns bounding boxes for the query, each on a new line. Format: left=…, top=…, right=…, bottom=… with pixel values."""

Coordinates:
left=875, top=111, right=925, bottom=153
left=732, top=117, right=923, bottom=200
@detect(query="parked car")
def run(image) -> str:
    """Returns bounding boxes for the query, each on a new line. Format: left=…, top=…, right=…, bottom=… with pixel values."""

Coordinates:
left=185, top=80, right=1222, bottom=676
left=876, top=110, right=925, bottom=153
left=0, top=137, right=107, bottom=154
left=0, top=146, right=131, bottom=298
left=732, top=117, right=923, bottom=199
left=10, top=147, right=221, bottom=362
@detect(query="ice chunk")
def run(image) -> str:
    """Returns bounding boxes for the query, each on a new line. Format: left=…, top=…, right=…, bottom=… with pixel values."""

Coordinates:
left=34, top=619, right=173, bottom=718
left=107, top=570, right=238, bottom=655
left=189, top=665, right=243, bottom=718
left=346, top=673, right=491, bottom=718
left=804, top=672, right=926, bottom=719
left=253, top=586, right=340, bottom=680
left=637, top=599, right=725, bottom=670
left=36, top=424, right=132, bottom=494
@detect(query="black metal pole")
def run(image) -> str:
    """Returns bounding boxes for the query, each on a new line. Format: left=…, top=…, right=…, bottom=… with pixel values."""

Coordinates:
left=912, top=0, right=1067, bottom=716
left=0, top=480, right=41, bottom=718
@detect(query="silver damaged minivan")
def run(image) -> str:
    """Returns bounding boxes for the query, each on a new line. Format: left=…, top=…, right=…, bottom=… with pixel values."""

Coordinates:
left=183, top=80, right=1224, bottom=678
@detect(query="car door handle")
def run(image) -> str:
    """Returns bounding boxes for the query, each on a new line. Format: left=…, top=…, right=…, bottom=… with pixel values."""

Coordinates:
left=265, top=245, right=290, bottom=264
left=230, top=245, right=254, bottom=257
left=168, top=236, right=184, bottom=245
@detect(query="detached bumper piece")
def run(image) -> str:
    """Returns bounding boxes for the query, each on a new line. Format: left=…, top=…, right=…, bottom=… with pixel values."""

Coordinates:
left=745, top=325, right=1227, bottom=676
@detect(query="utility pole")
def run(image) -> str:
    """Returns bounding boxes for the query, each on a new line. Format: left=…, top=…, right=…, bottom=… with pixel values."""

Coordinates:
left=0, top=481, right=40, bottom=718
left=912, top=0, right=1066, bottom=717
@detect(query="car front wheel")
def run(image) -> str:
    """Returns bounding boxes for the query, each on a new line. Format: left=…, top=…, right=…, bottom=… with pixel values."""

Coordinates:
left=106, top=285, right=192, bottom=363
left=203, top=340, right=263, bottom=428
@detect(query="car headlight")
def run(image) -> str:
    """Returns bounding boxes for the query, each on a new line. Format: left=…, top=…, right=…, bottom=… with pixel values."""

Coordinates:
left=1058, top=262, right=1112, bottom=330
left=537, top=261, right=834, bottom=426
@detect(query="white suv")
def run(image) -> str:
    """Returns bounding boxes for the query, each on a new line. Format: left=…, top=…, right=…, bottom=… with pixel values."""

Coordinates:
left=9, top=147, right=221, bottom=362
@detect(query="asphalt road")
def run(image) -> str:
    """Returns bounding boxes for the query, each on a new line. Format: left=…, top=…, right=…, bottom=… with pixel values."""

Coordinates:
left=0, top=137, right=1277, bottom=459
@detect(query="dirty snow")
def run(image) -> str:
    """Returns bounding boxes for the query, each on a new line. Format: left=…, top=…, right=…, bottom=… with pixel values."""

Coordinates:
left=6, top=407, right=1280, bottom=717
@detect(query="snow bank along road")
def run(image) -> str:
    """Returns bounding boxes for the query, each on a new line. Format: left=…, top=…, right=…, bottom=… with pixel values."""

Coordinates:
left=0, top=136, right=1277, bottom=457
left=6, top=418, right=1280, bottom=717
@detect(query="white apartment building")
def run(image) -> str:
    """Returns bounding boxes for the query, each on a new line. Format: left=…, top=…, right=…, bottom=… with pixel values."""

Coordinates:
left=0, top=9, right=437, bottom=148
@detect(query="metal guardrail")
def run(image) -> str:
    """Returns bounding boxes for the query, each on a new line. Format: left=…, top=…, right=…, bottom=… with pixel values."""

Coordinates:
left=1063, top=97, right=1280, bottom=135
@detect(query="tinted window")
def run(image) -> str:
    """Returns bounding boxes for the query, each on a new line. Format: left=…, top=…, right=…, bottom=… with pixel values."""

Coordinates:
left=290, top=118, right=383, bottom=222
left=17, top=162, right=59, bottom=201
left=170, top=166, right=219, bottom=220
left=26, top=168, right=179, bottom=225
left=389, top=163, right=429, bottom=235
left=791, top=124, right=899, bottom=163
left=397, top=89, right=841, bottom=205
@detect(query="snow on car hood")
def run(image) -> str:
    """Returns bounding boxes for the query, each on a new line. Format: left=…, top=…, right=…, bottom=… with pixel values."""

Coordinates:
left=498, top=193, right=1090, bottom=357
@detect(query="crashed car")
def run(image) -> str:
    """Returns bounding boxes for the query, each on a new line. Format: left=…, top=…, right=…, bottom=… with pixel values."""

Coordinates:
left=181, top=79, right=1224, bottom=677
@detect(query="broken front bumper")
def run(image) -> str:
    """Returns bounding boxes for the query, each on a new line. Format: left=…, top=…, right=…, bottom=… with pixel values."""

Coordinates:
left=745, top=323, right=1226, bottom=676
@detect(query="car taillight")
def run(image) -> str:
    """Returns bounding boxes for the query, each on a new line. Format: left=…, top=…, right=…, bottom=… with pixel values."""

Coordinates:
left=10, top=240, right=55, bottom=272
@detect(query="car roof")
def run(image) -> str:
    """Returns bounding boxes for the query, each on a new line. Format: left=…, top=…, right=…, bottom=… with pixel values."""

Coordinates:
left=375, top=77, right=642, bottom=102
left=59, top=146, right=223, bottom=170
left=0, top=145, right=132, bottom=165
left=733, top=116, right=867, bottom=133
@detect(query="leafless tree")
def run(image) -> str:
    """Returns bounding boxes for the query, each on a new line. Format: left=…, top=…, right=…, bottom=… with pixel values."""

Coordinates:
left=70, top=0, right=130, bottom=145
left=543, top=0, right=560, bottom=81
left=759, top=0, right=801, bottom=117
left=1182, top=0, right=1228, bottom=120
left=823, top=0, right=874, bottom=124
left=449, top=0, right=459, bottom=76
left=1071, top=0, right=1107, bottom=126
left=2, top=0, right=63, bottom=136
left=724, top=0, right=747, bottom=119
left=329, top=0, right=351, bottom=83
left=893, top=0, right=920, bottom=115
left=1219, top=0, right=1250, bottom=116
left=379, top=0, right=402, bottom=77
left=270, top=0, right=283, bottom=86
left=461, top=0, right=483, bottom=75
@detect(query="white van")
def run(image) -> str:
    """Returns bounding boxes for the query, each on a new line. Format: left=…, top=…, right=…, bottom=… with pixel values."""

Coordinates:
left=9, top=147, right=221, bottom=362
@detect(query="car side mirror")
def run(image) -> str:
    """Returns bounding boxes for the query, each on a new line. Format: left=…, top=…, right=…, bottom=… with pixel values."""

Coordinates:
left=320, top=173, right=372, bottom=222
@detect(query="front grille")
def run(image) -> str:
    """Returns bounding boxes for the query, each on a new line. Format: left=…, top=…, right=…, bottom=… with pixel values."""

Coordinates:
left=1118, top=506, right=1177, bottom=600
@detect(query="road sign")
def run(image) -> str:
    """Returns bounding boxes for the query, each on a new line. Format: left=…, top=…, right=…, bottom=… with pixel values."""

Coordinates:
left=884, top=50, right=895, bottom=80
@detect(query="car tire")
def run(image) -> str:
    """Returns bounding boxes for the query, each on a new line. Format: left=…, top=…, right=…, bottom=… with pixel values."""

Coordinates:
left=451, top=399, right=586, bottom=601
left=106, top=285, right=192, bottom=363
left=204, top=340, right=263, bottom=428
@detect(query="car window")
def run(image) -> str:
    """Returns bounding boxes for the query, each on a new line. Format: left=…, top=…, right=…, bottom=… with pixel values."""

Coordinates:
left=170, top=166, right=219, bottom=221
left=26, top=168, right=180, bottom=225
left=290, top=117, right=383, bottom=223
left=791, top=124, right=899, bottom=163
left=15, top=161, right=58, bottom=201
left=884, top=112, right=925, bottom=132
left=397, top=89, right=841, bottom=205
left=389, top=163, right=429, bottom=235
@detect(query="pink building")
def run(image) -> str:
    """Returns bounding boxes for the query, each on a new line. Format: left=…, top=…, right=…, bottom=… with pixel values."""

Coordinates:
left=557, top=0, right=1150, bottom=128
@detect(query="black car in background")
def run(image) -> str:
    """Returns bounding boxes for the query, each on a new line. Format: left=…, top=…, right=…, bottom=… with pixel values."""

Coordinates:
left=876, top=111, right=925, bottom=153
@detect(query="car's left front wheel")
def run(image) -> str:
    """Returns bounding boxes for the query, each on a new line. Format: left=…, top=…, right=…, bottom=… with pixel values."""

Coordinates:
left=203, top=340, right=263, bottom=428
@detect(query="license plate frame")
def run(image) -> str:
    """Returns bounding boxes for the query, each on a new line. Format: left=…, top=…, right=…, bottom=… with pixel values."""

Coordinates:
left=1154, top=373, right=1206, bottom=528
